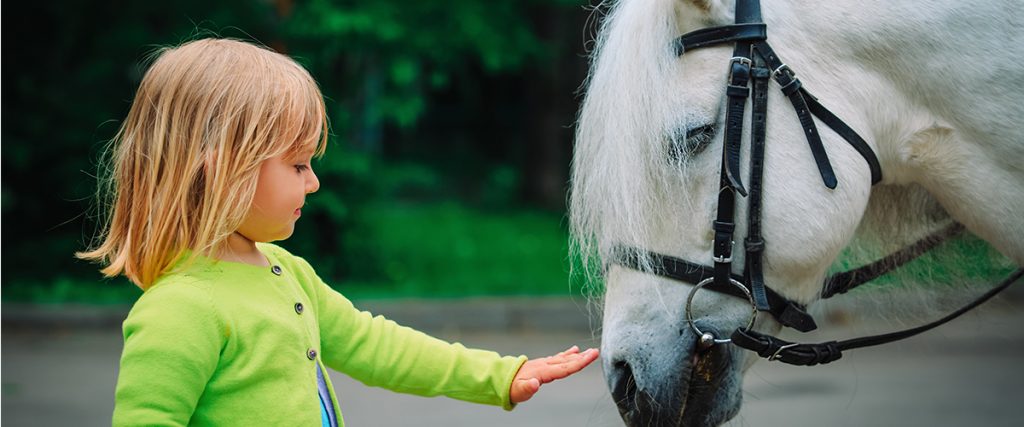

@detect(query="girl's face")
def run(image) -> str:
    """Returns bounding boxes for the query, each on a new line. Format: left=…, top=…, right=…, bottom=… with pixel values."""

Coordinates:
left=236, top=151, right=320, bottom=243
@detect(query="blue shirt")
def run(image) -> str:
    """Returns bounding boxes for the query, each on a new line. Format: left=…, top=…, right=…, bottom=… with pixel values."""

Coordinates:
left=317, top=364, right=338, bottom=427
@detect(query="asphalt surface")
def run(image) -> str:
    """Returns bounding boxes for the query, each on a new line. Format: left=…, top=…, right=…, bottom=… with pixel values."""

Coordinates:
left=3, top=295, right=1024, bottom=426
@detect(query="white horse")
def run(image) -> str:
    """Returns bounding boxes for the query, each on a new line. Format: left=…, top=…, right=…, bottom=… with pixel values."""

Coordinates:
left=570, top=0, right=1024, bottom=425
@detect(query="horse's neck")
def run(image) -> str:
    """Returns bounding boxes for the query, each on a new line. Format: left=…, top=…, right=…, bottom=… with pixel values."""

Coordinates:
left=774, top=0, right=1024, bottom=265
left=776, top=0, right=1023, bottom=145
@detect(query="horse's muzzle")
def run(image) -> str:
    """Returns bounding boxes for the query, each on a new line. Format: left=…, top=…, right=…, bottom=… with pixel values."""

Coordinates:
left=607, top=332, right=737, bottom=427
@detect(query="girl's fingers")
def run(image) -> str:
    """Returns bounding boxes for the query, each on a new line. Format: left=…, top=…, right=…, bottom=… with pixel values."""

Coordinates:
left=548, top=347, right=596, bottom=365
left=550, top=345, right=585, bottom=363
left=556, top=345, right=580, bottom=357
left=541, top=348, right=600, bottom=379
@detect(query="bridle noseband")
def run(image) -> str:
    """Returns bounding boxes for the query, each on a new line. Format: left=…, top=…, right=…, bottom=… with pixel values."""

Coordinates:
left=613, top=0, right=1024, bottom=366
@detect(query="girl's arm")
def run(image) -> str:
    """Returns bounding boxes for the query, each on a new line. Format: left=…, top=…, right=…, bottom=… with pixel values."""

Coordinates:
left=113, top=282, right=222, bottom=426
left=312, top=277, right=526, bottom=409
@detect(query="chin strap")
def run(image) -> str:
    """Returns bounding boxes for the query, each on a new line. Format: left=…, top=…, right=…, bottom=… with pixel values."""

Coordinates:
left=732, top=268, right=1024, bottom=366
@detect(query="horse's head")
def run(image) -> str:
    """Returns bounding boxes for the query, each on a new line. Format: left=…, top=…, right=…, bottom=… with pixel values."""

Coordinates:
left=572, top=0, right=881, bottom=425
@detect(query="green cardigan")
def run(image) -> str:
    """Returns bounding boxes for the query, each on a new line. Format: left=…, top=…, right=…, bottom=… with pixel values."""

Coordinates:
left=113, top=244, right=527, bottom=426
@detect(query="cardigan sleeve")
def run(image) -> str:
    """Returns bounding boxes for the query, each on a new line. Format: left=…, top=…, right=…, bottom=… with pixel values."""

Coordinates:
left=308, top=271, right=527, bottom=410
left=112, top=281, right=224, bottom=426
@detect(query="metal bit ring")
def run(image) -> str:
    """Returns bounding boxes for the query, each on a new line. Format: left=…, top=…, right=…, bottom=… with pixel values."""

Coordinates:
left=685, top=277, right=758, bottom=346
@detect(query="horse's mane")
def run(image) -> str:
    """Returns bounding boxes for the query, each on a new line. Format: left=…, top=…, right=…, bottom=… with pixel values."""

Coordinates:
left=571, top=0, right=699, bottom=281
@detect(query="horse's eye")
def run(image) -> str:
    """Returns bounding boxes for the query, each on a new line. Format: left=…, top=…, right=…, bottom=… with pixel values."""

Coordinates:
left=669, top=124, right=717, bottom=161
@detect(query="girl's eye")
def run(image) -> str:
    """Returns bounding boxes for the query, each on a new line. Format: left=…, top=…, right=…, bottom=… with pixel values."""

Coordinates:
left=294, top=164, right=309, bottom=173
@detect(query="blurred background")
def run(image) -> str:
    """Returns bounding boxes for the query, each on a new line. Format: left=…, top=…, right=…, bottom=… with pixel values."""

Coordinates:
left=2, top=2, right=616, bottom=423
left=3, top=0, right=599, bottom=303
left=4, top=1, right=1023, bottom=426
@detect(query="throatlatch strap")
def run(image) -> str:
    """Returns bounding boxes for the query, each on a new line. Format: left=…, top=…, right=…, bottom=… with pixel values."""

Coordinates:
left=822, top=223, right=965, bottom=298
left=733, top=268, right=1024, bottom=366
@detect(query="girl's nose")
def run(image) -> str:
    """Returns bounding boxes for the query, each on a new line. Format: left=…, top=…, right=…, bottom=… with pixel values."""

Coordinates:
left=306, top=170, right=320, bottom=194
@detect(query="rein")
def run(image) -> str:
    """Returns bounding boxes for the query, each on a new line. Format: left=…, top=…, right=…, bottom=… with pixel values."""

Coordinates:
left=613, top=0, right=1024, bottom=366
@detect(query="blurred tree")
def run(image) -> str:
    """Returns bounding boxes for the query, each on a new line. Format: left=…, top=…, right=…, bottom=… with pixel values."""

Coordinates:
left=280, top=0, right=590, bottom=282
left=2, top=0, right=591, bottom=294
left=2, top=0, right=281, bottom=285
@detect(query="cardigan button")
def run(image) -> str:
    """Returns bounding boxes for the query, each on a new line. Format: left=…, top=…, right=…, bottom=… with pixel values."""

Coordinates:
left=307, top=349, right=317, bottom=360
left=294, top=302, right=304, bottom=314
left=270, top=265, right=283, bottom=276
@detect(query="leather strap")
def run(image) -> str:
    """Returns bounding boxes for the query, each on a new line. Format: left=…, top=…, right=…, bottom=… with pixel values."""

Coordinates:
left=745, top=58, right=771, bottom=311
left=675, top=24, right=767, bottom=54
left=755, top=42, right=838, bottom=189
left=615, top=249, right=818, bottom=331
left=753, top=41, right=882, bottom=186
left=823, top=223, right=965, bottom=298
left=733, top=268, right=1024, bottom=366
left=723, top=57, right=751, bottom=196
left=801, top=89, right=883, bottom=184
left=709, top=47, right=751, bottom=307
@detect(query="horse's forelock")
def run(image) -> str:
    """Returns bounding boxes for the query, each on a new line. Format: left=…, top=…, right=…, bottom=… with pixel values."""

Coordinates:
left=571, top=0, right=700, bottom=276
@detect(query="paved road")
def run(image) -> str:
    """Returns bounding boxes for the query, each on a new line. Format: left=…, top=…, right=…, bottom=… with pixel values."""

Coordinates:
left=3, top=300, right=1024, bottom=426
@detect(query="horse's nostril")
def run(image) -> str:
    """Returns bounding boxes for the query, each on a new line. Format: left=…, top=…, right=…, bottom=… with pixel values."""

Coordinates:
left=608, top=359, right=661, bottom=424
left=608, top=359, right=637, bottom=409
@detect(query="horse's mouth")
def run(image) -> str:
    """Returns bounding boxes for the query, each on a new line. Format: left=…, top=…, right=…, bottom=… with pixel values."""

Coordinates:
left=678, top=350, right=733, bottom=426
left=617, top=349, right=737, bottom=427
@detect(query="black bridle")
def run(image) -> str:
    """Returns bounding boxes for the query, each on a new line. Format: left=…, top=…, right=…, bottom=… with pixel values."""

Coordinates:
left=613, top=0, right=1024, bottom=366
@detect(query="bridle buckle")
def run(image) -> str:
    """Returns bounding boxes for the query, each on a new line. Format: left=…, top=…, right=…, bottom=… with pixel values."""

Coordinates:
left=729, top=56, right=753, bottom=68
left=771, top=63, right=794, bottom=80
left=768, top=343, right=799, bottom=361
left=713, top=240, right=735, bottom=264
left=727, top=56, right=753, bottom=80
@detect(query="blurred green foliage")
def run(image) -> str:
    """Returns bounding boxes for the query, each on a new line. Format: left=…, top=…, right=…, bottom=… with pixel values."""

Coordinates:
left=3, top=0, right=592, bottom=303
left=830, top=233, right=1018, bottom=292
left=2, top=202, right=582, bottom=304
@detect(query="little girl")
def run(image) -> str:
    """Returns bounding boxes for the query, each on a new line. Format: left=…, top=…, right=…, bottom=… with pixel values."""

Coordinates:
left=78, top=38, right=598, bottom=426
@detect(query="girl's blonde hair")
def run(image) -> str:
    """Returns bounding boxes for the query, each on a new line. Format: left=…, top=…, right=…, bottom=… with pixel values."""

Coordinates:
left=78, top=38, right=328, bottom=289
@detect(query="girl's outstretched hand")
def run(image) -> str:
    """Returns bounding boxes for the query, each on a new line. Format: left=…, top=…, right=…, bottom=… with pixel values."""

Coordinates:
left=510, top=346, right=600, bottom=404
